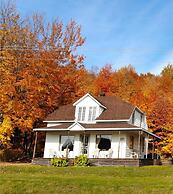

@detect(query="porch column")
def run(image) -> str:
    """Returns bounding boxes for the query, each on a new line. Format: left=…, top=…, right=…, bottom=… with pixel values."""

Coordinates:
left=145, top=134, right=149, bottom=159
left=152, top=137, right=154, bottom=159
left=32, top=131, right=38, bottom=159
left=118, top=131, right=120, bottom=158
left=138, top=131, right=141, bottom=159
left=66, top=130, right=70, bottom=158
left=83, top=130, right=86, bottom=154
left=156, top=142, right=159, bottom=159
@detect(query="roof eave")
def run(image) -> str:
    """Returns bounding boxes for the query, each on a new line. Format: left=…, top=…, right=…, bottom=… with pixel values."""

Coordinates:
left=73, top=93, right=107, bottom=109
left=96, top=119, right=129, bottom=122
left=43, top=120, right=74, bottom=123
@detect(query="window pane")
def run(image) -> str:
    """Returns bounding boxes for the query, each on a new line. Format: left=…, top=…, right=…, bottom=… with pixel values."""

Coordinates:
left=92, top=107, right=97, bottom=121
left=81, top=107, right=86, bottom=121
left=60, top=136, right=74, bottom=151
left=88, top=107, right=92, bottom=121
left=78, top=107, right=82, bottom=121
left=96, top=135, right=112, bottom=150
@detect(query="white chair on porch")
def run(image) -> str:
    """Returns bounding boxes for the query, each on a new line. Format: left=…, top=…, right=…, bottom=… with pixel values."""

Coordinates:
left=131, top=149, right=138, bottom=158
left=61, top=148, right=70, bottom=158
left=49, top=149, right=57, bottom=158
left=106, top=149, right=113, bottom=158
left=93, top=148, right=100, bottom=158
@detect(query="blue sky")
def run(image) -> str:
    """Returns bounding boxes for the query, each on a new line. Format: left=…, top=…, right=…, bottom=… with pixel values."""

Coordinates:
left=13, top=0, right=173, bottom=74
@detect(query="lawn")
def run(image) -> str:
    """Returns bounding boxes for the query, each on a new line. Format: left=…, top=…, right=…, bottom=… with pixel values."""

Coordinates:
left=1, top=164, right=173, bottom=194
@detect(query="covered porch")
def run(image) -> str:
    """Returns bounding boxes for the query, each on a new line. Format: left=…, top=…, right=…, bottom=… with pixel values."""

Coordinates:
left=33, top=127, right=160, bottom=160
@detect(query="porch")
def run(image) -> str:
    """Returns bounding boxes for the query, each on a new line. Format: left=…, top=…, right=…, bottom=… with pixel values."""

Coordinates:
left=33, top=129, right=160, bottom=160
left=32, top=157, right=161, bottom=166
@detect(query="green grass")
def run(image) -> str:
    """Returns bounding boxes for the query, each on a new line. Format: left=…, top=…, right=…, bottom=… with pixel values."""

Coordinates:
left=1, top=164, right=173, bottom=194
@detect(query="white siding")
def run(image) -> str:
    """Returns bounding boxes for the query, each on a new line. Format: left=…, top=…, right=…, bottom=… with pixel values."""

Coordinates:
left=73, top=134, right=82, bottom=156
left=43, top=132, right=60, bottom=158
left=133, top=110, right=141, bottom=127
left=88, top=134, right=96, bottom=158
left=131, top=110, right=148, bottom=130
left=111, top=132, right=126, bottom=158
left=75, top=95, right=104, bottom=123
left=87, top=132, right=127, bottom=158
left=43, top=131, right=148, bottom=159
left=111, top=134, right=119, bottom=158
left=143, top=116, right=148, bottom=130
left=69, top=123, right=84, bottom=131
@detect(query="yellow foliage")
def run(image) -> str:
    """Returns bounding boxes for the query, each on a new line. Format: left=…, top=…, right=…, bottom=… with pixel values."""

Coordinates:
left=0, top=116, right=13, bottom=145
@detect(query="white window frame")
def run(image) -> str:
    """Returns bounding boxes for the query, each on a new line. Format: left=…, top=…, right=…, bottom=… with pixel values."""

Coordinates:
left=88, top=106, right=97, bottom=121
left=78, top=107, right=86, bottom=121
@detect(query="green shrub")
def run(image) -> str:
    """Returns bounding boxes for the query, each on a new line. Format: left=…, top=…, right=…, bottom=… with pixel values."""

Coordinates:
left=51, top=157, right=69, bottom=167
left=74, top=155, right=90, bottom=166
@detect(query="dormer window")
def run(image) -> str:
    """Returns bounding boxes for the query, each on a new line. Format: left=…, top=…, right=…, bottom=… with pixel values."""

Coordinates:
left=78, top=107, right=86, bottom=121
left=77, top=106, right=97, bottom=122
left=88, top=107, right=97, bottom=121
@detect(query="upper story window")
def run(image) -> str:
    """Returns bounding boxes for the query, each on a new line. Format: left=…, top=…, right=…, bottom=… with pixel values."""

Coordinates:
left=78, top=107, right=86, bottom=121
left=140, top=114, right=143, bottom=127
left=77, top=106, right=97, bottom=122
left=131, top=110, right=147, bottom=129
left=88, top=106, right=97, bottom=121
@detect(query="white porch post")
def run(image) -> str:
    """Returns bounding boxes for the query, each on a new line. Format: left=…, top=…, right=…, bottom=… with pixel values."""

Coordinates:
left=156, top=142, right=159, bottom=159
left=83, top=130, right=86, bottom=154
left=138, top=131, right=141, bottom=159
left=145, top=134, right=149, bottom=159
left=66, top=130, right=70, bottom=158
left=32, top=131, right=38, bottom=159
left=152, top=137, right=154, bottom=159
left=118, top=131, right=120, bottom=158
left=88, top=134, right=96, bottom=158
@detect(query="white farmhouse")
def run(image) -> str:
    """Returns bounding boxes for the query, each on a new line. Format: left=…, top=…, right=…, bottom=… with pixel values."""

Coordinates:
left=33, top=93, right=160, bottom=164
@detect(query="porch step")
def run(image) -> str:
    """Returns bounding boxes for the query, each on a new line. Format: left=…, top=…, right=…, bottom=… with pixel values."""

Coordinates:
left=32, top=158, right=51, bottom=166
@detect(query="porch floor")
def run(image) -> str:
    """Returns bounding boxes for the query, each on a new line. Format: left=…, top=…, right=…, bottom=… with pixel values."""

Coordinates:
left=32, top=158, right=161, bottom=167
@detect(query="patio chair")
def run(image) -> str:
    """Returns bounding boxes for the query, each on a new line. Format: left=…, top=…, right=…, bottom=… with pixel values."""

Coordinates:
left=93, top=148, right=100, bottom=158
left=49, top=149, right=57, bottom=158
left=106, top=148, right=113, bottom=158
left=61, top=148, right=70, bottom=158
left=131, top=149, right=138, bottom=158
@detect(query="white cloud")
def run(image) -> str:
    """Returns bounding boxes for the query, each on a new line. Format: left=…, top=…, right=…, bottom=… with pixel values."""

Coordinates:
left=149, top=50, right=173, bottom=75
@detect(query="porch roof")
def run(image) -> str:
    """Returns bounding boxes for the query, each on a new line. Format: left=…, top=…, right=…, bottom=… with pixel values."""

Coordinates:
left=33, top=122, right=160, bottom=139
left=81, top=122, right=138, bottom=129
left=33, top=122, right=138, bottom=131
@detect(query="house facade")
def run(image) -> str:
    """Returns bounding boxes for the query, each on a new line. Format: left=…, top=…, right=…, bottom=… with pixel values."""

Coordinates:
left=33, top=93, right=159, bottom=159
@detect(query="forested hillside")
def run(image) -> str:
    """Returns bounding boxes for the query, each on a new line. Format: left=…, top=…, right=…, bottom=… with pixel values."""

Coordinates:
left=0, top=1, right=173, bottom=158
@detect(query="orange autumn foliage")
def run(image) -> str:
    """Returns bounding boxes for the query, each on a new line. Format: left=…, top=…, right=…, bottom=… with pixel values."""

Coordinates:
left=1, top=1, right=173, bottom=157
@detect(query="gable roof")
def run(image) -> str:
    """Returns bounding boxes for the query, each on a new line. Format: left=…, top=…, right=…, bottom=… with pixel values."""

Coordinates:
left=95, top=96, right=135, bottom=120
left=68, top=122, right=85, bottom=130
left=45, top=95, right=135, bottom=121
left=73, top=93, right=107, bottom=109
left=45, top=104, right=75, bottom=121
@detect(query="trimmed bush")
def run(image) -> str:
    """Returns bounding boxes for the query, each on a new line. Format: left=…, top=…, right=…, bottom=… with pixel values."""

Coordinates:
left=74, top=155, right=90, bottom=166
left=51, top=157, right=69, bottom=167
